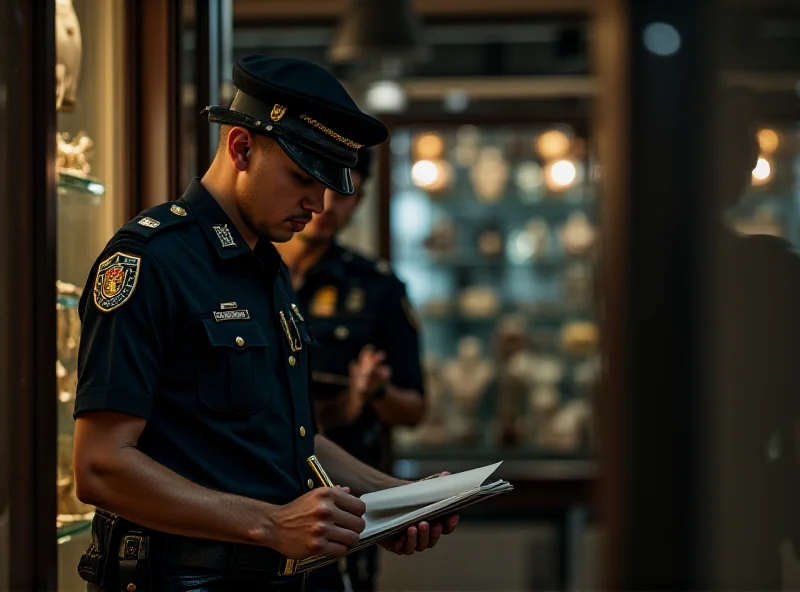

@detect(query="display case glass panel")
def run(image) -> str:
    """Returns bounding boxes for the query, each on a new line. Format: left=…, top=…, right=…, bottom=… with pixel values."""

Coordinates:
left=55, top=0, right=127, bottom=570
left=725, top=123, right=800, bottom=245
left=389, top=123, right=599, bottom=462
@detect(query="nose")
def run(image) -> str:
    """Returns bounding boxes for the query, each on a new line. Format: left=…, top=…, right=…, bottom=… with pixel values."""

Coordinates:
left=303, top=186, right=326, bottom=215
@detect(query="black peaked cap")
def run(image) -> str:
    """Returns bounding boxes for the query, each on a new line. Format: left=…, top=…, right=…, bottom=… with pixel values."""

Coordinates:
left=204, top=55, right=388, bottom=195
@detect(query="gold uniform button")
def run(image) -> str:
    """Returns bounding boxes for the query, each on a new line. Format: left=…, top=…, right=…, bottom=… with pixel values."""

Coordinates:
left=127, top=584, right=137, bottom=592
left=307, top=478, right=314, bottom=489
left=334, top=326, right=349, bottom=340
left=300, top=426, right=306, bottom=438
left=288, top=355, right=296, bottom=366
left=235, top=336, right=245, bottom=347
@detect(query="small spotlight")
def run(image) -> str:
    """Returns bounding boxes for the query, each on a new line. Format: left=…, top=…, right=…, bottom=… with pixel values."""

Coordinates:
left=752, top=157, right=772, bottom=185
left=365, top=80, right=407, bottom=114
left=547, top=160, right=578, bottom=190
left=411, top=160, right=440, bottom=188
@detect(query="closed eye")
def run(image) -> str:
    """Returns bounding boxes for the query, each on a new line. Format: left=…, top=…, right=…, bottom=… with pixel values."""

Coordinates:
left=294, top=172, right=315, bottom=186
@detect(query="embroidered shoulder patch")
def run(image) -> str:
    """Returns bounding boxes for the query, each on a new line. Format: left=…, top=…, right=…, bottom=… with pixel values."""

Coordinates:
left=93, top=252, right=142, bottom=312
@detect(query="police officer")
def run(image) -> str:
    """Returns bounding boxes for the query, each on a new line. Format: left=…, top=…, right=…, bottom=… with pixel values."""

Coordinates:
left=72, top=55, right=458, bottom=592
left=275, top=147, right=426, bottom=592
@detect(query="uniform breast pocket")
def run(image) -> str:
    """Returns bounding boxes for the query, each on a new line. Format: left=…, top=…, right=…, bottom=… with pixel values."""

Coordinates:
left=198, top=319, right=271, bottom=415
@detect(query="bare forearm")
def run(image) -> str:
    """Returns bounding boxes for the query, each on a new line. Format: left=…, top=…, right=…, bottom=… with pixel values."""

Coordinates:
left=371, top=385, right=425, bottom=426
left=314, top=434, right=404, bottom=497
left=77, top=446, right=275, bottom=547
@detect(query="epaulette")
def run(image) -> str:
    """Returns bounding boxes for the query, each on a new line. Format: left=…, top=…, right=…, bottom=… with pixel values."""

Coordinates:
left=117, top=201, right=194, bottom=241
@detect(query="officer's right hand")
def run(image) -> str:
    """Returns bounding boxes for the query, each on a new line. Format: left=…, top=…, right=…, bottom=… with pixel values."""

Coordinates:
left=267, top=486, right=366, bottom=559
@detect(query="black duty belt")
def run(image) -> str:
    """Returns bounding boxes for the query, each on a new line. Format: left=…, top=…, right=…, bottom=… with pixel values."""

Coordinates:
left=124, top=531, right=285, bottom=574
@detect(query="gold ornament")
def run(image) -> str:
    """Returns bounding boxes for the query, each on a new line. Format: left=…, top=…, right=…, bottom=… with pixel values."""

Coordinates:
left=470, top=147, right=508, bottom=203
left=56, top=131, right=94, bottom=177
left=55, top=0, right=83, bottom=111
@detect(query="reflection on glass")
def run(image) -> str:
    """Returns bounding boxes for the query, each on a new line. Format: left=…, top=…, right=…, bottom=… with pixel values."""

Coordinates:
left=390, top=124, right=598, bottom=460
left=55, top=2, right=126, bottom=588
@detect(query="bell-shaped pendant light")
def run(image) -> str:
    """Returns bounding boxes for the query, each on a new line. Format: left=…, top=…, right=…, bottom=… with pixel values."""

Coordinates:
left=328, top=0, right=426, bottom=67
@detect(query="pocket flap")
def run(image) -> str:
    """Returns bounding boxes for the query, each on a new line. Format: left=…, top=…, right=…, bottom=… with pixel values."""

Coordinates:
left=201, top=318, right=270, bottom=349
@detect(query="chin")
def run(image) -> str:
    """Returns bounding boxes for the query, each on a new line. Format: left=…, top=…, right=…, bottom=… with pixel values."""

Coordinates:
left=271, top=231, right=295, bottom=243
left=255, top=225, right=292, bottom=243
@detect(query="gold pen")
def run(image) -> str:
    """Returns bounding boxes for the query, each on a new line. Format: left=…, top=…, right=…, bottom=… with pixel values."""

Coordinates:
left=280, top=455, right=337, bottom=577
left=307, top=455, right=335, bottom=488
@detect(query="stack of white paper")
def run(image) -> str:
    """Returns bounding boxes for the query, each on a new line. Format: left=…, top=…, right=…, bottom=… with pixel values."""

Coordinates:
left=280, top=462, right=513, bottom=576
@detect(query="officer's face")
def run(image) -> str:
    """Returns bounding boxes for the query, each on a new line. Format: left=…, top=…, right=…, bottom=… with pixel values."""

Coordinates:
left=236, top=134, right=326, bottom=242
left=298, top=171, right=364, bottom=243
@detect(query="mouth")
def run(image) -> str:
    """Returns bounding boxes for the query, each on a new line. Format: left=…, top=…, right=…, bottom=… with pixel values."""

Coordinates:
left=288, top=218, right=310, bottom=232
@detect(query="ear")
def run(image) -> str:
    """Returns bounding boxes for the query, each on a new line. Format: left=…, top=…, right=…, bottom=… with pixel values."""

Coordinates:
left=227, top=126, right=253, bottom=172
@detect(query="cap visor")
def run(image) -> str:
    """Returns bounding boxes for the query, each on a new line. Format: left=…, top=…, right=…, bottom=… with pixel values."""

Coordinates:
left=277, top=138, right=355, bottom=196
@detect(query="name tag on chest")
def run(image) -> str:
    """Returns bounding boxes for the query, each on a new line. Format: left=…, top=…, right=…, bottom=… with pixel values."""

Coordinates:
left=213, top=309, right=251, bottom=322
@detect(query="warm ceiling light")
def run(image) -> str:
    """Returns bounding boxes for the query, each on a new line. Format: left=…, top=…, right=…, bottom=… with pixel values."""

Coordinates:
left=535, top=129, right=571, bottom=160
left=413, top=132, right=445, bottom=160
left=756, top=128, right=779, bottom=155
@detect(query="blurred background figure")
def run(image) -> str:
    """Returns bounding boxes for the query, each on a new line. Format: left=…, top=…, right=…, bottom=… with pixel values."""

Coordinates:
left=703, top=87, right=800, bottom=590
left=276, top=147, right=426, bottom=592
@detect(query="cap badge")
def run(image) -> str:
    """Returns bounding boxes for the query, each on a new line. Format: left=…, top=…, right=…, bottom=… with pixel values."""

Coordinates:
left=212, top=224, right=237, bottom=248
left=270, top=104, right=287, bottom=122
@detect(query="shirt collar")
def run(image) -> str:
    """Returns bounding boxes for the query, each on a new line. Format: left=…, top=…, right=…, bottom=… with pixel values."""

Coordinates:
left=179, top=179, right=283, bottom=275
left=179, top=179, right=251, bottom=260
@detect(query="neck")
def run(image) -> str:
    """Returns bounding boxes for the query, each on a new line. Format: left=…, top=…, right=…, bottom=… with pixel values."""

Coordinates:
left=275, top=237, right=332, bottom=290
left=200, top=163, right=259, bottom=250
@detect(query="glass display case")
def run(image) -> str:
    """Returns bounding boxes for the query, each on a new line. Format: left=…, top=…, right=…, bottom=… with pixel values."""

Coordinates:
left=388, top=122, right=600, bottom=462
left=55, top=0, right=127, bottom=578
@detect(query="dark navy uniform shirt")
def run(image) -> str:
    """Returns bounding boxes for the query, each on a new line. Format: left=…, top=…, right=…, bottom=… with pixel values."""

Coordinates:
left=74, top=180, right=319, bottom=506
left=296, top=243, right=424, bottom=471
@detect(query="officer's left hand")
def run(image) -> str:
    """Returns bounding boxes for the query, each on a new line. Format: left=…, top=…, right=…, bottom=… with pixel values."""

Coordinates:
left=378, top=515, right=460, bottom=555
left=350, top=345, right=392, bottom=395
left=377, top=471, right=459, bottom=555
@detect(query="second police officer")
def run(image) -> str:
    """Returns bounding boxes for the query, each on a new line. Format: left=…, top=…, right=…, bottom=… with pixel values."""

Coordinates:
left=275, top=147, right=426, bottom=592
